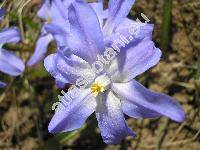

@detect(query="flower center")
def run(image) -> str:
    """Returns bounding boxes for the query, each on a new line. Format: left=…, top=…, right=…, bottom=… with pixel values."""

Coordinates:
left=90, top=74, right=111, bottom=97
left=91, top=83, right=104, bottom=96
left=47, top=16, right=52, bottom=23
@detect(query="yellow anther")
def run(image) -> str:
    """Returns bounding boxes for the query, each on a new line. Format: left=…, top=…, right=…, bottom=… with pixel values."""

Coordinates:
left=47, top=15, right=52, bottom=23
left=91, top=83, right=104, bottom=96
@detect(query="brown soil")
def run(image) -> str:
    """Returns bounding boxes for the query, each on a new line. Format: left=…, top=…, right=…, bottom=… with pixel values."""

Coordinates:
left=0, top=0, right=199, bottom=150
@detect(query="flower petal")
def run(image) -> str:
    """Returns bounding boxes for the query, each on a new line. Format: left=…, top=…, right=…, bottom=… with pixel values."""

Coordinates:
left=0, top=8, right=6, bottom=20
left=44, top=24, right=67, bottom=47
left=56, top=52, right=95, bottom=84
left=37, top=0, right=51, bottom=20
left=55, top=79, right=66, bottom=88
left=98, top=0, right=104, bottom=3
left=51, top=0, right=71, bottom=31
left=0, top=49, right=25, bottom=76
left=51, top=0, right=68, bottom=24
left=67, top=1, right=105, bottom=63
left=112, top=80, right=185, bottom=122
left=108, top=38, right=162, bottom=82
left=121, top=99, right=161, bottom=119
left=0, top=81, right=6, bottom=88
left=48, top=88, right=96, bottom=133
left=96, top=91, right=136, bottom=144
left=52, top=0, right=73, bottom=22
left=103, top=0, right=135, bottom=36
left=115, top=18, right=154, bottom=40
left=90, top=2, right=104, bottom=29
left=44, top=53, right=69, bottom=84
left=27, top=32, right=53, bottom=66
left=0, top=27, right=20, bottom=44
left=103, top=9, right=108, bottom=19
left=105, top=19, right=154, bottom=48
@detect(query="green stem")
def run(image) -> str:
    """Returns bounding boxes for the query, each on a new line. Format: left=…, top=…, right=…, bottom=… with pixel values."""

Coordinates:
left=160, top=0, right=172, bottom=56
left=196, top=50, right=200, bottom=80
left=156, top=119, right=170, bottom=150
left=195, top=50, right=200, bottom=109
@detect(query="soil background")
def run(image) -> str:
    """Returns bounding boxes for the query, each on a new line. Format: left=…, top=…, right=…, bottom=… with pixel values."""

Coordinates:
left=0, top=0, right=199, bottom=150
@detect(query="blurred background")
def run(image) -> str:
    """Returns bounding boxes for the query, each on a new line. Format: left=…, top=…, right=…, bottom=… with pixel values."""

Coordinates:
left=0, top=0, right=199, bottom=149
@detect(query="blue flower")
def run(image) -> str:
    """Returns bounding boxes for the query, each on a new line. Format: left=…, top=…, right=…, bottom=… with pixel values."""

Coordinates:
left=0, top=81, right=6, bottom=88
left=27, top=0, right=71, bottom=66
left=0, top=8, right=6, bottom=20
left=0, top=9, right=25, bottom=87
left=44, top=0, right=185, bottom=144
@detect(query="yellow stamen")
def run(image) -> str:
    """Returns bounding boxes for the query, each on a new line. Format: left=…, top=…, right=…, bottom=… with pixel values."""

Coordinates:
left=91, top=83, right=104, bottom=96
left=47, top=15, right=52, bottom=23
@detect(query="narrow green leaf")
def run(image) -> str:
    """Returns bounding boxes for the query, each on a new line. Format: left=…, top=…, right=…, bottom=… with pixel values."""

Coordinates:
left=196, top=50, right=200, bottom=80
left=39, top=125, right=87, bottom=150
left=195, top=50, right=200, bottom=108
left=160, top=0, right=172, bottom=56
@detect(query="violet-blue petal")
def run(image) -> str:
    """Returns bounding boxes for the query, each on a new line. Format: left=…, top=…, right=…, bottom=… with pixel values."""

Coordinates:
left=37, top=0, right=51, bottom=20
left=0, top=27, right=20, bottom=44
left=103, top=0, right=135, bottom=36
left=44, top=54, right=69, bottom=84
left=51, top=0, right=71, bottom=31
left=48, top=88, right=96, bottom=133
left=0, top=49, right=25, bottom=76
left=27, top=32, right=53, bottom=66
left=90, top=2, right=104, bottom=29
left=98, top=0, right=104, bottom=3
left=56, top=52, right=95, bottom=84
left=55, top=79, right=66, bottom=88
left=109, top=38, right=162, bottom=82
left=0, top=81, right=6, bottom=88
left=103, top=9, right=108, bottom=19
left=121, top=99, right=161, bottom=119
left=112, top=80, right=185, bottom=122
left=105, top=20, right=154, bottom=53
left=67, top=1, right=105, bottom=63
left=0, top=8, right=6, bottom=20
left=44, top=24, right=67, bottom=47
left=96, top=91, right=136, bottom=144
left=51, top=0, right=67, bottom=23
left=53, top=0, right=72, bottom=21
left=115, top=18, right=154, bottom=40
